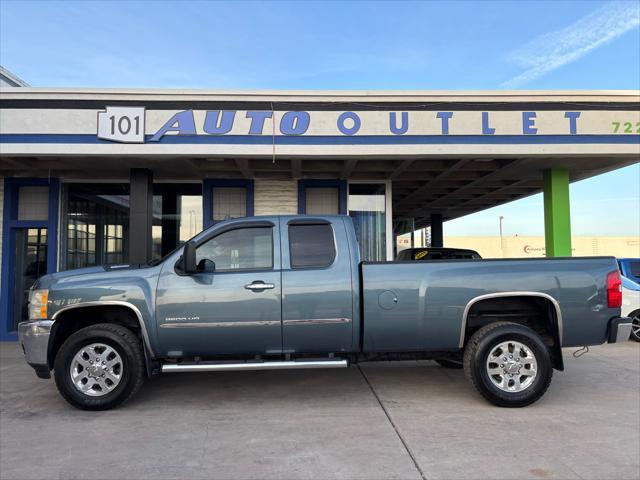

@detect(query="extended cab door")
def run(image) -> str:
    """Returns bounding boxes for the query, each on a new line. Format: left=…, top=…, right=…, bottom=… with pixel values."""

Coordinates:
left=155, top=219, right=282, bottom=357
left=281, top=218, right=355, bottom=354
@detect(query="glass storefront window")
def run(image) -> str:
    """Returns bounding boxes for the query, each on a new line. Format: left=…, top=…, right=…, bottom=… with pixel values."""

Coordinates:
left=60, top=183, right=208, bottom=270
left=180, top=195, right=203, bottom=241
left=63, top=185, right=130, bottom=270
left=151, top=190, right=203, bottom=260
left=348, top=183, right=387, bottom=261
left=12, top=228, right=48, bottom=330
left=63, top=184, right=203, bottom=269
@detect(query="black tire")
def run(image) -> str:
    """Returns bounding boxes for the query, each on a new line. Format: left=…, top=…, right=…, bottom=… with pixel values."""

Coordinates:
left=629, top=314, right=640, bottom=342
left=463, top=321, right=553, bottom=408
left=54, top=323, right=145, bottom=410
left=435, top=359, right=464, bottom=369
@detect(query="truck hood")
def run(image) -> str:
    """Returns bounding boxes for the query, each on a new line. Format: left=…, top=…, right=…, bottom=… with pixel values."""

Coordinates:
left=34, top=265, right=140, bottom=289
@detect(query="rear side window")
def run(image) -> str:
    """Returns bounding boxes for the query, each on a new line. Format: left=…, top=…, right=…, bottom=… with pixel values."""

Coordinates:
left=629, top=261, right=640, bottom=279
left=289, top=224, right=336, bottom=268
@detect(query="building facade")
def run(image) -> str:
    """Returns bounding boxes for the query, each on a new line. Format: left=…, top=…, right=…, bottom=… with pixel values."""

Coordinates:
left=1, top=88, right=639, bottom=339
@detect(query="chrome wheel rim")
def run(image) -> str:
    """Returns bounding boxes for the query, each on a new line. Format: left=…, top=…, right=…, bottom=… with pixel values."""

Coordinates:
left=69, top=343, right=123, bottom=397
left=486, top=340, right=537, bottom=393
left=632, top=315, right=640, bottom=340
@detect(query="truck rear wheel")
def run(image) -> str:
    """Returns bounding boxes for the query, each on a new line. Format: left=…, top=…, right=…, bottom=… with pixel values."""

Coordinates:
left=54, top=323, right=145, bottom=410
left=463, top=322, right=552, bottom=407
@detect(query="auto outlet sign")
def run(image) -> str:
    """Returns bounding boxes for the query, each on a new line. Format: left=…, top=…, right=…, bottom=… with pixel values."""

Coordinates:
left=96, top=106, right=640, bottom=143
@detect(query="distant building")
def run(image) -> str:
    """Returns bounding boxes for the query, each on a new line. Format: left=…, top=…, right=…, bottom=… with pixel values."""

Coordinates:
left=441, top=236, right=640, bottom=259
left=0, top=66, right=29, bottom=87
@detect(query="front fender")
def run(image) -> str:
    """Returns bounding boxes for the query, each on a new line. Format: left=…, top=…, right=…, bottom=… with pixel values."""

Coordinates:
left=46, top=266, right=161, bottom=358
left=51, top=300, right=156, bottom=358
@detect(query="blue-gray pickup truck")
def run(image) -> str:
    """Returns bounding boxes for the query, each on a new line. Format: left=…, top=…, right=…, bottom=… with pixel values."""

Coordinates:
left=19, top=215, right=631, bottom=410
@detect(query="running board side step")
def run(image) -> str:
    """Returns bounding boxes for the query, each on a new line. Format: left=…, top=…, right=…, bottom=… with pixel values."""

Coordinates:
left=161, top=359, right=348, bottom=373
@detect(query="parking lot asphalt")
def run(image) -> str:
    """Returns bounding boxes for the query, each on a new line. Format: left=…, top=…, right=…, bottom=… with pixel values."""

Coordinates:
left=1, top=341, right=638, bottom=480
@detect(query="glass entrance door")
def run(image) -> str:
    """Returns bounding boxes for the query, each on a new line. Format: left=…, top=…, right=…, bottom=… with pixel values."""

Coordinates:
left=12, top=228, right=48, bottom=331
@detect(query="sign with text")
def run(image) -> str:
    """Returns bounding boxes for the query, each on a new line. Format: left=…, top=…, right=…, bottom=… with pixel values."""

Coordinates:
left=97, top=106, right=145, bottom=143
left=94, top=107, right=639, bottom=143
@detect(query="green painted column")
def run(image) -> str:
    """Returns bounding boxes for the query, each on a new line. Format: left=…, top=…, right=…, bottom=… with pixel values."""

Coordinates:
left=543, top=168, right=572, bottom=257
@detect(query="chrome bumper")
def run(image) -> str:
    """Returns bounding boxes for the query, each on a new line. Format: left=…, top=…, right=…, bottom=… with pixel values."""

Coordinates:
left=18, top=320, right=53, bottom=369
left=608, top=317, right=632, bottom=344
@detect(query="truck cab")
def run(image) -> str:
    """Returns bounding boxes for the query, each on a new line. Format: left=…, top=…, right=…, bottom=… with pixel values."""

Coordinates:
left=155, top=216, right=359, bottom=357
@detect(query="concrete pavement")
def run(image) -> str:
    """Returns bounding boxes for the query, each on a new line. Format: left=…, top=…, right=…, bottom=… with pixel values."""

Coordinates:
left=1, top=341, right=638, bottom=480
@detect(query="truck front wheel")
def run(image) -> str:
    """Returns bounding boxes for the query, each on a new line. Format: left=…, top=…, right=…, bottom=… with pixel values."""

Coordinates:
left=463, top=322, right=553, bottom=407
left=53, top=323, right=145, bottom=410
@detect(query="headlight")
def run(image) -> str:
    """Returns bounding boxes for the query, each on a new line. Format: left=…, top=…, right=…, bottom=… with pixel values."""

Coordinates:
left=28, top=289, right=49, bottom=320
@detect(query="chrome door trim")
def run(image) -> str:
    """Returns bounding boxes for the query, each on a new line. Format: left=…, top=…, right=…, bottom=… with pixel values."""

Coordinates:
left=459, top=291, right=563, bottom=348
left=51, top=301, right=155, bottom=357
left=283, top=318, right=352, bottom=326
left=160, top=320, right=281, bottom=329
left=162, top=359, right=348, bottom=373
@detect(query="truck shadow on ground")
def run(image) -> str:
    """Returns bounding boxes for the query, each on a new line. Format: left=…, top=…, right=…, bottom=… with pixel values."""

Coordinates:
left=127, top=362, right=482, bottom=410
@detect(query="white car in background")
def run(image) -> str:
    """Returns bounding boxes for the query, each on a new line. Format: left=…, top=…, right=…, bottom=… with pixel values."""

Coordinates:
left=621, top=276, right=640, bottom=342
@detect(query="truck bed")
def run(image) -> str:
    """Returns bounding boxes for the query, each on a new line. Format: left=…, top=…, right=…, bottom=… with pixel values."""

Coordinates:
left=361, top=256, right=620, bottom=352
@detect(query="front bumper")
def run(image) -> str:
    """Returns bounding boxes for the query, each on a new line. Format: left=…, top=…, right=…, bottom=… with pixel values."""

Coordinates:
left=18, top=320, right=53, bottom=378
left=608, top=317, right=632, bottom=344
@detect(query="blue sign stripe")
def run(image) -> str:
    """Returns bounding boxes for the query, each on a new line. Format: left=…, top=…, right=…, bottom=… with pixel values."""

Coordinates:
left=0, top=133, right=639, bottom=144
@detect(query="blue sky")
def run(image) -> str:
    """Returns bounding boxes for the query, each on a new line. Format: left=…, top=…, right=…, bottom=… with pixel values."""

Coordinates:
left=1, top=0, right=639, bottom=236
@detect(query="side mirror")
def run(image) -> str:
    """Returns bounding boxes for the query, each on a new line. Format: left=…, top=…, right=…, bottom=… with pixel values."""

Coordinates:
left=183, top=241, right=197, bottom=274
left=197, top=258, right=215, bottom=274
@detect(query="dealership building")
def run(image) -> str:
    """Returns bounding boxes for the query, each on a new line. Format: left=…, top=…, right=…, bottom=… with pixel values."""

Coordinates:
left=0, top=85, right=638, bottom=340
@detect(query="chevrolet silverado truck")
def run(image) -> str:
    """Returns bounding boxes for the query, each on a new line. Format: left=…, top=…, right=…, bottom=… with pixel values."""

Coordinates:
left=19, top=215, right=631, bottom=410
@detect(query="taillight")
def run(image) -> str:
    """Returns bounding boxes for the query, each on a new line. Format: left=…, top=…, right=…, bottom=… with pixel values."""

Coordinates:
left=606, top=270, right=622, bottom=308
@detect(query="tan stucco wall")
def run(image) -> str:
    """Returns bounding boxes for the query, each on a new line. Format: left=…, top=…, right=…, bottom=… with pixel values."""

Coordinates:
left=253, top=179, right=298, bottom=215
left=441, top=236, right=640, bottom=258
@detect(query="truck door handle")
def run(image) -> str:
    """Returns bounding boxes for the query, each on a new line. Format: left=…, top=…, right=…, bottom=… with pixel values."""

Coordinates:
left=245, top=281, right=275, bottom=291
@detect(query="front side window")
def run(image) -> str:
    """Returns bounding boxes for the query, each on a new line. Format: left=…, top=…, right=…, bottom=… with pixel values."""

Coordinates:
left=289, top=224, right=336, bottom=268
left=196, top=227, right=273, bottom=272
